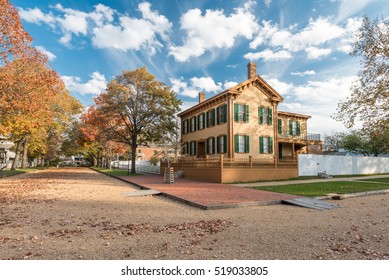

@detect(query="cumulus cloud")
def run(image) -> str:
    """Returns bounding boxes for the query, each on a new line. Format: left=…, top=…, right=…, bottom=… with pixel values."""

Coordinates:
left=247, top=17, right=352, bottom=60
left=244, top=49, right=292, bottom=61
left=62, top=72, right=107, bottom=95
left=18, top=2, right=171, bottom=53
left=266, top=75, right=357, bottom=134
left=170, top=76, right=235, bottom=98
left=305, top=47, right=332, bottom=59
left=169, top=3, right=259, bottom=62
left=291, top=70, right=316, bottom=76
left=17, top=7, right=55, bottom=26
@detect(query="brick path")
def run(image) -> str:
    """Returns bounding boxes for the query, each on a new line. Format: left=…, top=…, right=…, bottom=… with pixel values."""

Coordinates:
left=118, top=175, right=299, bottom=210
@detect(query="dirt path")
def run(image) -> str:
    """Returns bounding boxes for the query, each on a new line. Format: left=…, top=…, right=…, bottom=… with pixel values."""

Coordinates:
left=0, top=167, right=388, bottom=260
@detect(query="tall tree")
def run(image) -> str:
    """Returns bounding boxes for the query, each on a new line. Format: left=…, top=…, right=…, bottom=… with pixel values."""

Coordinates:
left=0, top=0, right=32, bottom=64
left=95, top=67, right=181, bottom=173
left=334, top=16, right=389, bottom=132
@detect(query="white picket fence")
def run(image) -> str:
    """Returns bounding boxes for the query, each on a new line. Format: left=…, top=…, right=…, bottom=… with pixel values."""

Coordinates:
left=298, top=154, right=389, bottom=176
left=111, top=161, right=160, bottom=174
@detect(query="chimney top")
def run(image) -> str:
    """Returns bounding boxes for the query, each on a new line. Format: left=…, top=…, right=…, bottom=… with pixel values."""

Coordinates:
left=247, top=62, right=257, bottom=79
left=198, top=92, right=206, bottom=103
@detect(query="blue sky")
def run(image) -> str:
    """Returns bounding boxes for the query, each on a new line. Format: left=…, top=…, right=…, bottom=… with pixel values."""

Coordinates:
left=12, top=0, right=389, bottom=135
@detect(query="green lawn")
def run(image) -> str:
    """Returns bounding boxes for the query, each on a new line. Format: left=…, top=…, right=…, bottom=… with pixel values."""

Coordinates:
left=0, top=167, right=49, bottom=178
left=91, top=167, right=143, bottom=177
left=253, top=181, right=389, bottom=197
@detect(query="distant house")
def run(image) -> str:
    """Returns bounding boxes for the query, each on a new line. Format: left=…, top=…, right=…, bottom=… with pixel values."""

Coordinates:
left=172, top=62, right=323, bottom=183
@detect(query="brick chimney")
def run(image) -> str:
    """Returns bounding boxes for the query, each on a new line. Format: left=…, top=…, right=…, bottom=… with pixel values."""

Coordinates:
left=198, top=92, right=206, bottom=103
left=247, top=62, right=257, bottom=79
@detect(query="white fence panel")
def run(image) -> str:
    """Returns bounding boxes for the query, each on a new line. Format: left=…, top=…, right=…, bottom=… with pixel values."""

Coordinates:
left=298, top=154, right=389, bottom=176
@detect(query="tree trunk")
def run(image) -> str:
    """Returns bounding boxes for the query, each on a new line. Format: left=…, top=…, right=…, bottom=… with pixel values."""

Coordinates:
left=11, top=140, right=22, bottom=170
left=131, top=136, right=137, bottom=174
left=21, top=137, right=28, bottom=168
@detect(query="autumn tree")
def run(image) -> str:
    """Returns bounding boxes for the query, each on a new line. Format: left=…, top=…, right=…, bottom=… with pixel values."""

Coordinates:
left=334, top=16, right=389, bottom=132
left=95, top=67, right=181, bottom=173
left=0, top=0, right=33, bottom=64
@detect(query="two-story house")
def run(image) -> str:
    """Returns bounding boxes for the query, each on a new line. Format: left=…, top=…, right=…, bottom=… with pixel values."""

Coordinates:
left=178, top=62, right=323, bottom=164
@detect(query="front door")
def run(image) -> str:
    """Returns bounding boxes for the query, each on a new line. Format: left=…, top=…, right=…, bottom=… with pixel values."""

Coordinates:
left=197, top=141, right=206, bottom=158
left=278, top=143, right=282, bottom=159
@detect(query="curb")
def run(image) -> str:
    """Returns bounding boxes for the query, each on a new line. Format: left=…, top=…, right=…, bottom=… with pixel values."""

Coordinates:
left=314, top=189, right=389, bottom=201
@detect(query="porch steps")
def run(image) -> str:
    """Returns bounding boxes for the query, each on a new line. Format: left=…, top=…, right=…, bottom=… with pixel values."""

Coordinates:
left=282, top=197, right=341, bottom=211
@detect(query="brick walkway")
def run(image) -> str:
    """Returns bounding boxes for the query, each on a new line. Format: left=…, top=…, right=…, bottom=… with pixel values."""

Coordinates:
left=118, top=175, right=299, bottom=210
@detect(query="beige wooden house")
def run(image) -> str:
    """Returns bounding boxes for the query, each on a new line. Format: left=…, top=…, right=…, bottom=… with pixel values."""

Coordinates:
left=178, top=62, right=323, bottom=164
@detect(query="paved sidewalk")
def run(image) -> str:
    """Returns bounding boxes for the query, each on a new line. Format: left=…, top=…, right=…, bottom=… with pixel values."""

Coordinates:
left=235, top=174, right=389, bottom=188
left=118, top=175, right=299, bottom=210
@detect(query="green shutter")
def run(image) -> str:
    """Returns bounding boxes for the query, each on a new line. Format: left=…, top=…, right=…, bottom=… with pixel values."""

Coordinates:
left=216, top=107, right=220, bottom=125
left=206, top=111, right=209, bottom=127
left=245, top=105, right=249, bottom=123
left=259, top=137, right=264, bottom=154
left=278, top=119, right=282, bottom=134
left=234, top=103, right=238, bottom=122
left=194, top=141, right=197, bottom=156
left=259, top=107, right=264, bottom=124
left=222, top=104, right=227, bottom=123
left=269, top=137, right=273, bottom=154
left=223, top=135, right=227, bottom=153
left=289, top=120, right=293, bottom=135
left=186, top=143, right=189, bottom=154
left=234, top=134, right=239, bottom=152
left=212, top=137, right=215, bottom=154
left=211, top=108, right=215, bottom=126
left=268, top=108, right=273, bottom=125
left=216, top=136, right=220, bottom=154
left=297, top=121, right=301, bottom=136
left=197, top=115, right=200, bottom=130
left=193, top=117, right=197, bottom=132
left=206, top=139, right=209, bottom=154
left=245, top=135, right=250, bottom=153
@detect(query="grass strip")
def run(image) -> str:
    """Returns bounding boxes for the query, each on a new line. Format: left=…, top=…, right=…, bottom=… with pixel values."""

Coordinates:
left=91, top=167, right=143, bottom=177
left=253, top=181, right=389, bottom=197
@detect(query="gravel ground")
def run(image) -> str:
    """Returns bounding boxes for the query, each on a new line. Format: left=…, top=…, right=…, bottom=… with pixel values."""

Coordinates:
left=0, top=167, right=388, bottom=260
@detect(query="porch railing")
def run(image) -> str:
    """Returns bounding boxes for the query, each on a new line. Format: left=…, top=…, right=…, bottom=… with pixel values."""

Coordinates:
left=278, top=130, right=321, bottom=141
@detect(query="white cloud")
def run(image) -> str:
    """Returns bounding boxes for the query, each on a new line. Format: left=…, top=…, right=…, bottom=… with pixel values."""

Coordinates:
left=249, top=17, right=348, bottom=60
left=335, top=0, right=376, bottom=23
left=291, top=70, right=316, bottom=76
left=268, top=75, right=357, bottom=134
left=264, top=0, right=272, bottom=7
left=18, top=2, right=171, bottom=53
left=62, top=72, right=107, bottom=95
left=244, top=49, right=292, bottom=61
left=18, top=7, right=55, bottom=26
left=190, top=77, right=222, bottom=92
left=170, top=76, right=234, bottom=98
left=169, top=4, right=259, bottom=62
left=35, top=46, right=56, bottom=61
left=305, top=47, right=332, bottom=59
left=224, top=81, right=238, bottom=89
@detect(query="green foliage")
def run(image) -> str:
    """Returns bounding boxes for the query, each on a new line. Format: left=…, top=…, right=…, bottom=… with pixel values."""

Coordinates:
left=324, top=129, right=388, bottom=156
left=149, top=155, right=160, bottom=166
left=334, top=16, right=389, bottom=132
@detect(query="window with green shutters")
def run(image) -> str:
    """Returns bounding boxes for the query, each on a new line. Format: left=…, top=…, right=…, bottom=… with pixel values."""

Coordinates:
left=234, top=103, right=249, bottom=123
left=258, top=107, right=273, bottom=125
left=217, top=104, right=227, bottom=124
left=278, top=119, right=282, bottom=134
left=217, top=135, right=227, bottom=154
left=206, top=137, right=216, bottom=154
left=198, top=113, right=205, bottom=130
left=259, top=137, right=273, bottom=154
left=206, top=108, right=216, bottom=127
left=190, top=116, right=197, bottom=132
left=234, top=135, right=250, bottom=153
left=190, top=141, right=197, bottom=156
left=289, top=120, right=301, bottom=136
left=182, top=119, right=189, bottom=134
